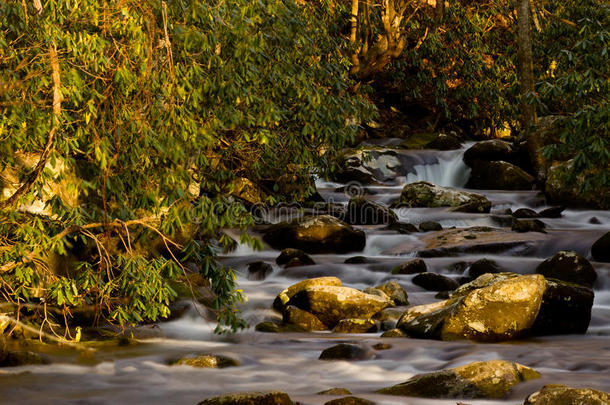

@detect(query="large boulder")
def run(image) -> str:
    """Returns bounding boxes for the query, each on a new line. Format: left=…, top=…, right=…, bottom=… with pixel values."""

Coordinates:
left=463, top=139, right=516, bottom=166
left=591, top=231, right=610, bottom=262
left=263, top=215, right=366, bottom=254
left=377, top=360, right=540, bottom=398
left=394, top=181, right=491, bottom=213
left=535, top=250, right=597, bottom=287
left=344, top=197, right=397, bottom=225
left=425, top=133, right=463, bottom=150
left=466, top=161, right=534, bottom=190
left=198, top=392, right=293, bottom=405
left=273, top=277, right=342, bottom=312
left=523, top=384, right=610, bottom=405
left=289, top=285, right=391, bottom=327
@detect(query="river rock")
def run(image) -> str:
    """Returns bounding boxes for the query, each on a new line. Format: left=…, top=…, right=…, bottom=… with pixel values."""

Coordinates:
left=535, top=250, right=597, bottom=287
left=397, top=299, right=462, bottom=339
left=247, top=261, right=273, bottom=281
left=319, top=343, right=370, bottom=360
left=333, top=319, right=377, bottom=333
left=392, top=258, right=427, bottom=275
left=273, top=277, right=342, bottom=312
left=453, top=273, right=520, bottom=297
left=441, top=274, right=546, bottom=341
left=254, top=321, right=305, bottom=333
left=377, top=360, right=540, bottom=398
left=394, top=181, right=491, bottom=213
left=419, top=221, right=443, bottom=232
left=198, top=391, right=293, bottom=405
left=537, top=206, right=565, bottom=218
left=374, top=281, right=409, bottom=306
left=323, top=397, right=375, bottom=405
left=468, top=259, right=501, bottom=279
left=425, top=133, right=463, bottom=150
left=289, top=286, right=391, bottom=327
left=282, top=306, right=327, bottom=331
left=591, top=231, right=610, bottom=262
left=263, top=215, right=366, bottom=254
left=523, top=384, right=610, bottom=405
left=345, top=197, right=397, bottom=225
left=173, top=354, right=239, bottom=368
left=511, top=218, right=546, bottom=233
left=385, top=221, right=419, bottom=234
left=413, top=273, right=459, bottom=292
left=344, top=256, right=376, bottom=264
left=381, top=328, right=408, bottom=337
left=275, top=249, right=315, bottom=266
left=466, top=161, right=534, bottom=190
left=513, top=208, right=539, bottom=218
left=318, top=388, right=352, bottom=395
left=463, top=139, right=515, bottom=166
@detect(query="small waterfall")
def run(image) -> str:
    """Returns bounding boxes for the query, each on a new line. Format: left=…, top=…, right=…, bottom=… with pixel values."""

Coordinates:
left=404, top=146, right=472, bottom=188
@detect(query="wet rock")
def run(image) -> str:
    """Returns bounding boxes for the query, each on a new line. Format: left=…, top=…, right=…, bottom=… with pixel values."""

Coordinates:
left=385, top=221, right=419, bottom=234
left=545, top=160, right=610, bottom=209
left=452, top=272, right=522, bottom=297
left=425, top=133, right=463, bottom=150
left=535, top=250, right=597, bottom=287
left=282, top=306, right=327, bottom=331
left=333, top=319, right=377, bottom=333
left=413, top=273, right=459, bottom=292
left=447, top=261, right=469, bottom=273
left=523, top=384, right=610, bottom=405
left=530, top=278, right=594, bottom=336
left=589, top=217, right=602, bottom=225
left=441, top=274, right=546, bottom=341
left=172, top=354, right=239, bottom=368
left=255, top=322, right=299, bottom=333
left=289, top=286, right=391, bottom=327
left=591, top=231, right=610, bottom=262
left=463, top=139, right=515, bottom=166
left=318, top=388, right=352, bottom=395
left=435, top=291, right=451, bottom=299
left=344, top=256, right=376, bottom=264
left=512, top=208, right=539, bottom=218
left=419, top=221, right=442, bottom=232
left=381, top=328, right=407, bottom=337
left=247, top=261, right=273, bottom=281
left=345, top=197, right=397, bottom=225
left=335, top=186, right=376, bottom=195
left=511, top=218, right=546, bottom=233
left=397, top=299, right=462, bottom=339
left=377, top=360, right=540, bottom=399
left=276, top=249, right=315, bottom=266
left=198, top=391, right=293, bottom=405
left=319, top=343, right=370, bottom=361
left=394, top=182, right=491, bottom=213
left=537, top=206, right=565, bottom=218
left=273, top=277, right=342, bottom=312
left=468, top=259, right=501, bottom=279
left=284, top=257, right=312, bottom=268
left=0, top=350, right=48, bottom=367
left=373, top=343, right=392, bottom=350
left=374, top=281, right=409, bottom=306
left=466, top=161, right=534, bottom=190
left=323, top=397, right=375, bottom=405
left=263, top=215, right=366, bottom=254
left=392, top=258, right=427, bottom=275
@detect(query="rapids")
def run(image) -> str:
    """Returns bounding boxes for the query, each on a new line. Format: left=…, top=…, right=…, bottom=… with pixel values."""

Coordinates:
left=1, top=144, right=608, bottom=404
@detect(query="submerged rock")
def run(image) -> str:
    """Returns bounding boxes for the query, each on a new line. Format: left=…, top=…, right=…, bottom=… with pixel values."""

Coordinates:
left=535, top=250, right=597, bottom=287
left=319, top=343, right=370, bottom=361
left=275, top=249, right=315, bottom=266
left=385, top=221, right=419, bottom=234
left=591, top=231, right=610, bottom=262
left=513, top=208, right=539, bottom=218
left=344, top=256, right=376, bottom=264
left=413, top=273, right=459, bottom=292
left=394, top=181, right=491, bottom=213
left=537, top=206, right=565, bottom=218
left=273, top=277, right=342, bottom=312
left=523, top=384, right=610, bottom=405
left=392, top=258, right=427, bottom=275
left=419, top=221, right=443, bottom=232
left=333, top=318, right=377, bottom=333
left=377, top=360, right=540, bottom=398
left=247, top=261, right=273, bottom=281
left=263, top=215, right=366, bottom=254
left=466, top=161, right=534, bottom=190
left=173, top=354, right=239, bottom=368
left=198, top=391, right=293, bottom=405
left=345, top=197, right=397, bottom=225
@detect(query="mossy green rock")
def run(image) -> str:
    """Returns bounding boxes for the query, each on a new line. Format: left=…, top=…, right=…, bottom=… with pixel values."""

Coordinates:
left=323, top=397, right=375, bottom=405
left=523, top=384, right=610, bottom=405
left=333, top=318, right=377, bottom=333
left=173, top=355, right=239, bottom=368
left=377, top=360, right=540, bottom=398
left=273, top=277, right=342, bottom=312
left=282, top=306, right=327, bottom=331
left=198, top=392, right=293, bottom=405
left=317, top=388, right=352, bottom=395
left=374, top=281, right=409, bottom=306
left=394, top=181, right=491, bottom=213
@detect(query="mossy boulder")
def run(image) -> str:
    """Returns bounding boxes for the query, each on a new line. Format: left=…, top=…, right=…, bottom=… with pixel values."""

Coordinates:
left=394, top=181, right=491, bottom=213
left=198, top=392, right=293, bottom=405
left=275, top=248, right=315, bottom=266
left=523, top=384, right=610, bottom=405
left=466, top=161, right=534, bottom=190
left=463, top=139, right=515, bottom=166
left=172, top=355, right=239, bottom=368
left=392, top=258, right=427, bottom=275
left=377, top=360, right=540, bottom=399
left=535, top=250, right=597, bottom=287
left=289, top=285, right=391, bottom=327
left=323, top=397, right=375, bottom=405
left=263, top=215, right=366, bottom=254
left=282, top=306, right=327, bottom=331
left=333, top=318, right=377, bottom=333
left=425, top=133, right=463, bottom=150
left=344, top=197, right=397, bottom=225
left=273, top=277, right=342, bottom=312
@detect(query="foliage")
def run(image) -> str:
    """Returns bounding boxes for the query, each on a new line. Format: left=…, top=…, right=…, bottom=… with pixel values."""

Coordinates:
left=0, top=0, right=371, bottom=335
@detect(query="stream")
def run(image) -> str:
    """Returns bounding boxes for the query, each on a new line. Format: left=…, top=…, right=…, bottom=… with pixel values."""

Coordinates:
left=1, top=143, right=609, bottom=404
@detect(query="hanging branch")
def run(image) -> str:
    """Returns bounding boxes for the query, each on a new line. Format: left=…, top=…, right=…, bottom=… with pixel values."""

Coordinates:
left=0, top=43, right=62, bottom=210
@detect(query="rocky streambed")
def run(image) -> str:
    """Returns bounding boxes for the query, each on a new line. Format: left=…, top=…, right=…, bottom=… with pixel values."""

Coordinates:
left=1, top=141, right=609, bottom=404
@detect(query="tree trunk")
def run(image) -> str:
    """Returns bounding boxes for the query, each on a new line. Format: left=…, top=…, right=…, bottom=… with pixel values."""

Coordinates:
left=517, top=0, right=537, bottom=131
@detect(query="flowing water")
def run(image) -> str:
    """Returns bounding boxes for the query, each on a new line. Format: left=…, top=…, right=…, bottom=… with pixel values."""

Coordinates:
left=1, top=144, right=609, bottom=404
